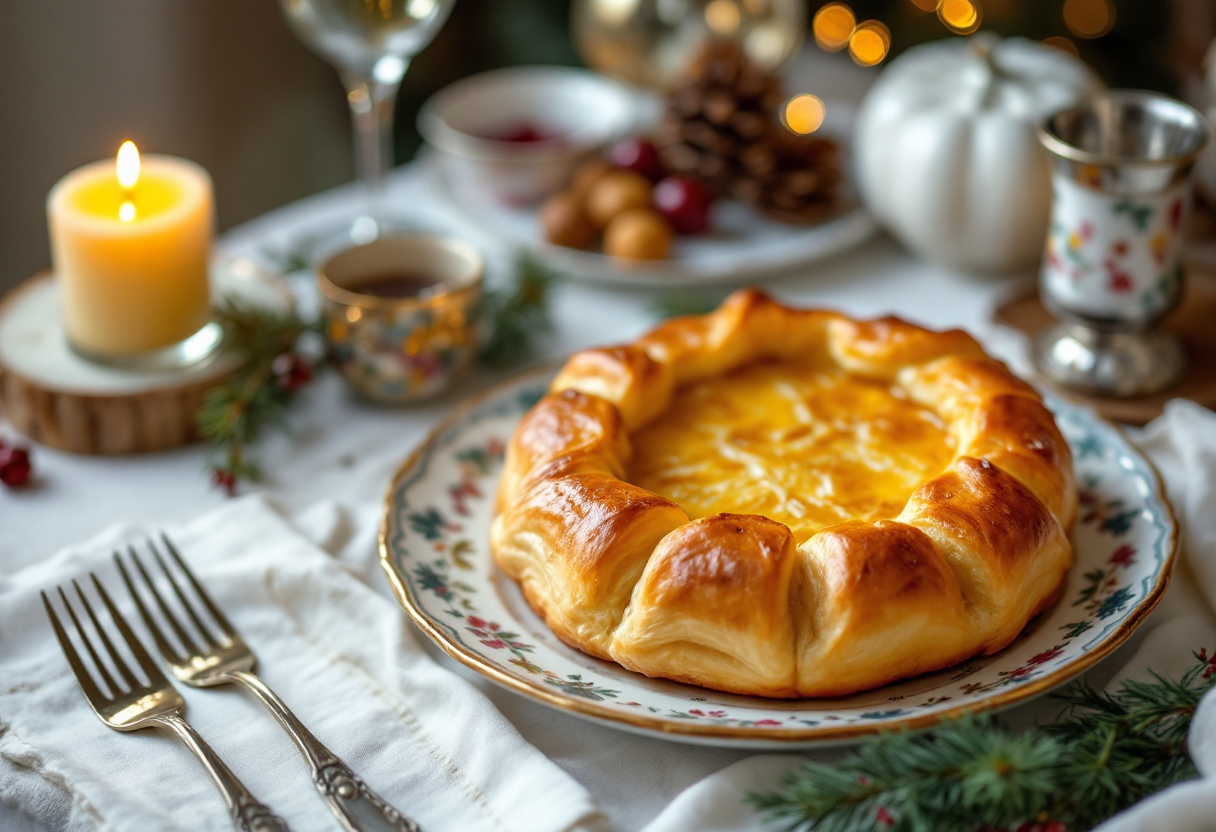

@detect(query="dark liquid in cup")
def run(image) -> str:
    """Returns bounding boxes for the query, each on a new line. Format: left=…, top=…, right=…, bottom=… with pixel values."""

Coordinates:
left=348, top=272, right=444, bottom=298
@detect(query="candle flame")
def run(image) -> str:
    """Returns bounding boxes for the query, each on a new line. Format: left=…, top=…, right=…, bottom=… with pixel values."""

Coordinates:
left=116, top=141, right=141, bottom=190
left=119, top=201, right=137, bottom=222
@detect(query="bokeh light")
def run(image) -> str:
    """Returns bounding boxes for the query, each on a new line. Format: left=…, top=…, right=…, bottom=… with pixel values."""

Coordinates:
left=1041, top=35, right=1080, bottom=56
left=704, top=0, right=742, bottom=34
left=813, top=3, right=856, bottom=52
left=938, top=0, right=981, bottom=34
left=848, top=20, right=890, bottom=66
left=1063, top=0, right=1115, bottom=38
left=783, top=94, right=826, bottom=134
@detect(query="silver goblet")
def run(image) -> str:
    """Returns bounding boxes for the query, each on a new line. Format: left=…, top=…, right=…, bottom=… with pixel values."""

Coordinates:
left=1035, top=90, right=1209, bottom=397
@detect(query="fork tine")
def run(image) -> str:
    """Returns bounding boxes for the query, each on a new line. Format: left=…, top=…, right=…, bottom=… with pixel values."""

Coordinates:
left=91, top=573, right=167, bottom=687
left=115, top=551, right=184, bottom=665
left=72, top=578, right=141, bottom=693
left=126, top=545, right=200, bottom=657
left=160, top=533, right=240, bottom=641
left=56, top=585, right=120, bottom=697
left=146, top=538, right=220, bottom=648
left=42, top=590, right=108, bottom=705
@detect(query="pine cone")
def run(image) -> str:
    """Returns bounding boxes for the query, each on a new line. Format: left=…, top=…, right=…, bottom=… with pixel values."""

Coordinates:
left=655, top=39, right=840, bottom=225
left=733, top=130, right=841, bottom=225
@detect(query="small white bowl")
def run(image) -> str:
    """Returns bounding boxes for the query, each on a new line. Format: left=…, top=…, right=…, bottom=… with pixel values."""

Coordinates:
left=419, top=66, right=637, bottom=206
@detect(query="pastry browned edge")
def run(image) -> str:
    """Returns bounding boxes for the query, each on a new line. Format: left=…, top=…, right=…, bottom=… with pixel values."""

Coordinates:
left=491, top=290, right=1076, bottom=698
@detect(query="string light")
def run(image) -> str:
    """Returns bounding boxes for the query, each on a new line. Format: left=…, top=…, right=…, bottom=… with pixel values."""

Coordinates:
left=783, top=94, right=826, bottom=134
left=704, top=0, right=742, bottom=34
left=813, top=3, right=855, bottom=52
left=1042, top=35, right=1080, bottom=56
left=849, top=20, right=890, bottom=66
left=937, top=0, right=981, bottom=34
left=1063, top=0, right=1114, bottom=38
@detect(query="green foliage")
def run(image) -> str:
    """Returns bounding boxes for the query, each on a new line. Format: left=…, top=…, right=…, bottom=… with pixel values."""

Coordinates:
left=749, top=652, right=1216, bottom=832
left=195, top=297, right=320, bottom=492
left=479, top=255, right=555, bottom=368
left=197, top=255, right=554, bottom=492
left=650, top=292, right=730, bottom=321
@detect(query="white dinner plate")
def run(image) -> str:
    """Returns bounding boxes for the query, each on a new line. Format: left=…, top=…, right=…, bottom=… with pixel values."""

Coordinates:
left=380, top=368, right=1176, bottom=748
left=425, top=102, right=878, bottom=288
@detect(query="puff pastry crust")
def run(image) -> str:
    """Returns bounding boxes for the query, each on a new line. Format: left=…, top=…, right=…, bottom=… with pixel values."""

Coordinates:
left=492, top=290, right=1076, bottom=698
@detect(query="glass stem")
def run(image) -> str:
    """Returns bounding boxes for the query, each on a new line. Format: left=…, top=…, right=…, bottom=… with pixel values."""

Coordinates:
left=341, top=67, right=405, bottom=231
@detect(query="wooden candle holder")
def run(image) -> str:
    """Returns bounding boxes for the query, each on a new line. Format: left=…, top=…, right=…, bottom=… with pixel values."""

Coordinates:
left=0, top=255, right=290, bottom=455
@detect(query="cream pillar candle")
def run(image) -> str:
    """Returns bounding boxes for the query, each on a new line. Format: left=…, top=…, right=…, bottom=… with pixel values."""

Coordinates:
left=46, top=142, right=214, bottom=359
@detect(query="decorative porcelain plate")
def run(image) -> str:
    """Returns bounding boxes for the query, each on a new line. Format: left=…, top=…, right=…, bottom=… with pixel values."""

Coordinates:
left=380, top=368, right=1177, bottom=748
left=426, top=105, right=877, bottom=289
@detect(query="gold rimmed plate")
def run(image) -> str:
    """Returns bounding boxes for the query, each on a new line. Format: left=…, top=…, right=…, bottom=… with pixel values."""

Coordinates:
left=379, top=367, right=1176, bottom=747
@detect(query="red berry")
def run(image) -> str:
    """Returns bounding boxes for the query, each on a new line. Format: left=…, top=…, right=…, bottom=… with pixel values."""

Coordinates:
left=609, top=138, right=665, bottom=181
left=1044, top=823, right=1067, bottom=832
left=491, top=123, right=561, bottom=144
left=272, top=353, right=313, bottom=393
left=210, top=467, right=237, bottom=497
left=653, top=176, right=714, bottom=235
left=0, top=445, right=32, bottom=488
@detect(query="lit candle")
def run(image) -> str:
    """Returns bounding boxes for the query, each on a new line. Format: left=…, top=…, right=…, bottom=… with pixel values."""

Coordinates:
left=46, top=142, right=213, bottom=359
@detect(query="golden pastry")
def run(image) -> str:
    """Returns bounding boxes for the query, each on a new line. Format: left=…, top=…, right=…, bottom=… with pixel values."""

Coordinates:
left=492, top=290, right=1076, bottom=698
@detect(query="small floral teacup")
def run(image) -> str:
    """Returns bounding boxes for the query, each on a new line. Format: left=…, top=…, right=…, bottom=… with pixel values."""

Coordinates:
left=318, top=235, right=483, bottom=403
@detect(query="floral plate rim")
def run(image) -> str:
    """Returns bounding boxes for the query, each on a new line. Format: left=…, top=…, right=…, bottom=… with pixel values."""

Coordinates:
left=379, top=365, right=1178, bottom=744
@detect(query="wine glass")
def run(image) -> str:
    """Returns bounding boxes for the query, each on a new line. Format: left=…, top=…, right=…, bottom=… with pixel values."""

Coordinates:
left=280, top=0, right=457, bottom=245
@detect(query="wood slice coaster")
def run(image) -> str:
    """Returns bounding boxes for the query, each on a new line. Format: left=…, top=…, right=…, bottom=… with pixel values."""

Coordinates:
left=994, top=265, right=1216, bottom=425
left=0, top=255, right=291, bottom=454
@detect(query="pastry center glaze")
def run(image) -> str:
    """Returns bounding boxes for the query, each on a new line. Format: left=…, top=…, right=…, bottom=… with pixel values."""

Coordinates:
left=627, top=360, right=956, bottom=543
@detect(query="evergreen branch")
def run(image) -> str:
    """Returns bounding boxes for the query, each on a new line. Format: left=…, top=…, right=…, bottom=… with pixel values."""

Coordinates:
left=479, top=254, right=555, bottom=368
left=195, top=296, right=321, bottom=494
left=258, top=229, right=329, bottom=275
left=650, top=291, right=730, bottom=321
left=749, top=651, right=1216, bottom=832
left=197, top=254, right=555, bottom=494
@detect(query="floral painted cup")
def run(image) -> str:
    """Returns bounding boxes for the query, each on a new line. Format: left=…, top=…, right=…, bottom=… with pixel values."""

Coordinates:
left=1035, top=91, right=1209, bottom=397
left=318, top=235, right=483, bottom=403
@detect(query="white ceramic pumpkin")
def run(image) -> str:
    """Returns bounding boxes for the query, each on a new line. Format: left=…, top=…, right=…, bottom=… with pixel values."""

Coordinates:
left=854, top=36, right=1101, bottom=272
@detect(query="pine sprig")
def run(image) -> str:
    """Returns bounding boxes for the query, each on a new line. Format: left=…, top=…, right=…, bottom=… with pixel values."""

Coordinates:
left=650, top=292, right=730, bottom=321
left=749, top=651, right=1216, bottom=832
left=196, top=297, right=320, bottom=494
left=197, top=256, right=555, bottom=493
left=479, top=255, right=555, bottom=368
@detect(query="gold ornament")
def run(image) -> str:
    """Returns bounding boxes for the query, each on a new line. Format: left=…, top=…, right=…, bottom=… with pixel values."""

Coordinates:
left=572, top=0, right=805, bottom=90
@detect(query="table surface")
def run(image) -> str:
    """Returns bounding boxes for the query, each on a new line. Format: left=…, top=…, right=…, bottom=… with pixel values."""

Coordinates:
left=0, top=169, right=1038, bottom=832
left=0, top=52, right=1050, bottom=832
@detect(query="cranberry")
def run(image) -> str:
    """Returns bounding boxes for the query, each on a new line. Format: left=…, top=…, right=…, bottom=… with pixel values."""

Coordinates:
left=609, top=138, right=665, bottom=181
left=210, top=467, right=237, bottom=497
left=0, top=445, right=32, bottom=488
left=653, top=176, right=714, bottom=235
left=489, top=123, right=561, bottom=144
left=272, top=352, right=314, bottom=393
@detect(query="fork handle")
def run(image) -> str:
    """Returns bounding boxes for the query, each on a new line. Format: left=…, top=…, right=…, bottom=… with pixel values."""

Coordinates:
left=159, top=714, right=293, bottom=832
left=226, top=669, right=420, bottom=832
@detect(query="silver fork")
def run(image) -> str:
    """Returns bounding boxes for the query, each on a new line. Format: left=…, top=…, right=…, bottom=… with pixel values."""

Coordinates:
left=116, top=535, right=420, bottom=832
left=42, top=575, right=291, bottom=832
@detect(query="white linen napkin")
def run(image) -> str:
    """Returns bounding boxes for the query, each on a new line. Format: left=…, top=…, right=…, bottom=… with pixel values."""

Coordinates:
left=638, top=399, right=1216, bottom=832
left=0, top=495, right=605, bottom=832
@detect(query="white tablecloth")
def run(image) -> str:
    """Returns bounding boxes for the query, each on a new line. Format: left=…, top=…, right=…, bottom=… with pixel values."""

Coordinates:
left=15, top=52, right=1216, bottom=821
left=0, top=158, right=1047, bottom=831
